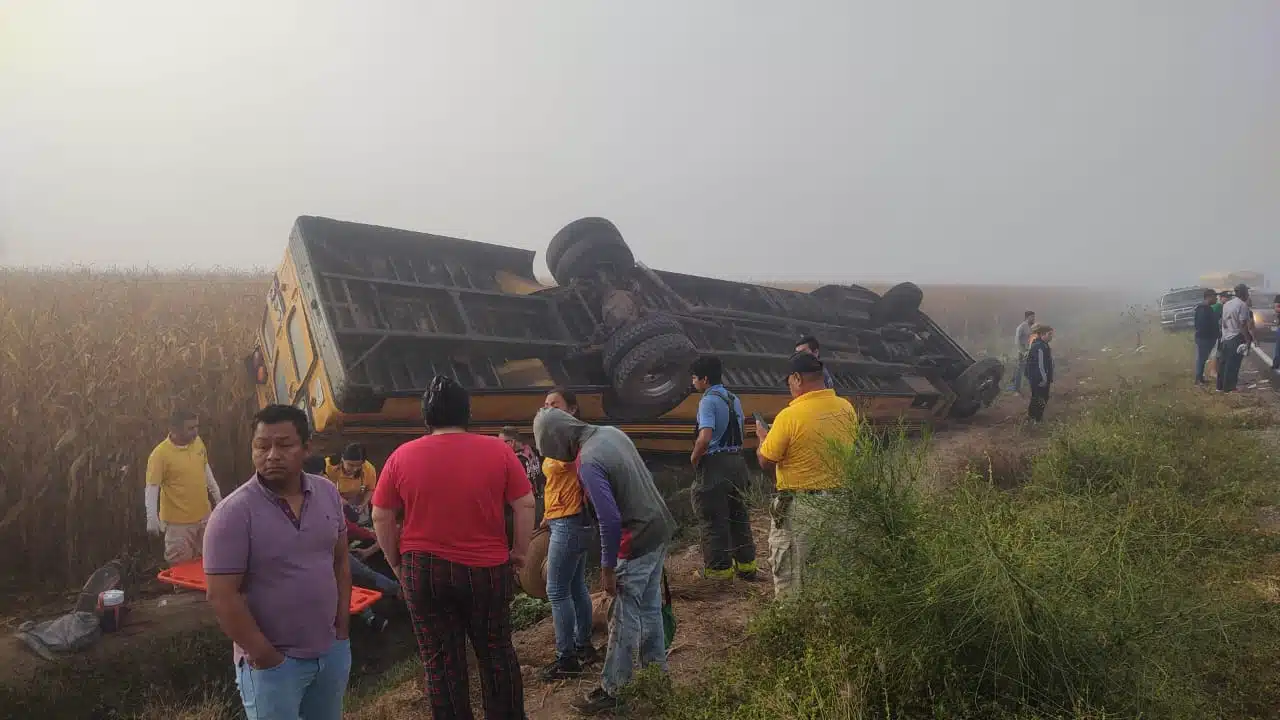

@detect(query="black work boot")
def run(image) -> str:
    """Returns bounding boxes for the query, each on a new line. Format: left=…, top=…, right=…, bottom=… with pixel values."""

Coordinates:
left=571, top=686, right=621, bottom=715
left=539, top=655, right=584, bottom=682
left=576, top=644, right=602, bottom=666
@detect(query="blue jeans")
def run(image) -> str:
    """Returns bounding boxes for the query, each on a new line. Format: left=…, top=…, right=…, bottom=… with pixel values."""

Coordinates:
left=602, top=545, right=668, bottom=695
left=235, top=638, right=351, bottom=720
left=1195, top=337, right=1217, bottom=382
left=546, top=514, right=593, bottom=660
left=349, top=552, right=400, bottom=597
left=1011, top=351, right=1027, bottom=391
left=1273, top=336, right=1279, bottom=368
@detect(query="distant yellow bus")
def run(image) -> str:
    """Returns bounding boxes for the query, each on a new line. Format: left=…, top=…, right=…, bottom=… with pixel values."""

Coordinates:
left=1200, top=271, right=1265, bottom=292
left=248, top=216, right=1003, bottom=455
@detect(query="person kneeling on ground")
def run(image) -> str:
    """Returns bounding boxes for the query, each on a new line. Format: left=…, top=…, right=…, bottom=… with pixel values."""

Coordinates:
left=534, top=407, right=677, bottom=716
left=373, top=376, right=534, bottom=720
left=537, top=388, right=602, bottom=682
left=342, top=504, right=399, bottom=633
left=323, top=443, right=379, bottom=526
left=689, top=355, right=758, bottom=582
left=307, top=456, right=395, bottom=632
left=1026, top=325, right=1055, bottom=422
left=755, top=352, right=857, bottom=601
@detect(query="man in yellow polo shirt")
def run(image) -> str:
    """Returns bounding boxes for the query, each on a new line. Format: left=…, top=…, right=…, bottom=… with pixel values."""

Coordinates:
left=756, top=352, right=857, bottom=600
left=145, top=409, right=222, bottom=566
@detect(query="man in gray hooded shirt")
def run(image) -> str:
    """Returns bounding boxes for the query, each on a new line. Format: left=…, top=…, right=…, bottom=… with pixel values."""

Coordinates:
left=533, top=407, right=676, bottom=715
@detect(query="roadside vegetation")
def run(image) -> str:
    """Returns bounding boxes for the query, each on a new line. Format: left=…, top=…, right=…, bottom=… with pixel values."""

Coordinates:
left=629, top=377, right=1280, bottom=718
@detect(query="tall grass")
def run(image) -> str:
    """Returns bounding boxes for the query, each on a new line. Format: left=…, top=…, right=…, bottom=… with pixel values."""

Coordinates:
left=636, top=385, right=1280, bottom=719
left=0, top=269, right=267, bottom=586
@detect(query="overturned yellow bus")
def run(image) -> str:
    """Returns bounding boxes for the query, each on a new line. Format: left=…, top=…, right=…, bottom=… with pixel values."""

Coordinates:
left=248, top=216, right=1003, bottom=454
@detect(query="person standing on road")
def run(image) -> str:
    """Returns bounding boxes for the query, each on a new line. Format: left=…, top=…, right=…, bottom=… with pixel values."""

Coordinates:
left=1216, top=284, right=1254, bottom=393
left=372, top=376, right=534, bottom=720
left=537, top=388, right=602, bottom=682
left=1025, top=325, right=1055, bottom=422
left=755, top=352, right=857, bottom=601
left=1010, top=311, right=1036, bottom=393
left=689, top=356, right=758, bottom=583
left=204, top=404, right=353, bottom=720
left=145, top=409, right=222, bottom=566
left=1271, top=295, right=1280, bottom=371
left=795, top=336, right=836, bottom=390
left=533, top=407, right=677, bottom=716
left=1194, top=289, right=1221, bottom=385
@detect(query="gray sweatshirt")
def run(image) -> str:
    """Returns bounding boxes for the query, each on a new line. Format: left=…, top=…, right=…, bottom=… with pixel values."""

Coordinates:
left=533, top=408, right=675, bottom=567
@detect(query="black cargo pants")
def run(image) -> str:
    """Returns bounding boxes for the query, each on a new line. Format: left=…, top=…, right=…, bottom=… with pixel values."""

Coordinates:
left=693, top=452, right=758, bottom=579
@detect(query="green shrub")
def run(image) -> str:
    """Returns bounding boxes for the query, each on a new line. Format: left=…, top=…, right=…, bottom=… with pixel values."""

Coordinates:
left=643, top=386, right=1280, bottom=719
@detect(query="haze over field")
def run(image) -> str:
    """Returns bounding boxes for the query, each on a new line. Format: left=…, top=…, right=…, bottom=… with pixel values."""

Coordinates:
left=1, top=1, right=1277, bottom=289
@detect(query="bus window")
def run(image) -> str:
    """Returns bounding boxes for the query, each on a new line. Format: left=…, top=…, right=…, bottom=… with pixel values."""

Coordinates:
left=274, top=356, right=290, bottom=404
left=261, top=309, right=276, bottom=361
left=286, top=310, right=309, bottom=383
left=295, top=393, right=314, bottom=427
left=311, top=377, right=325, bottom=408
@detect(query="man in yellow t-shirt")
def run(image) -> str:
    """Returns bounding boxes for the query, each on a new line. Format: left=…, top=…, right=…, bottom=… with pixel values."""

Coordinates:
left=145, top=409, right=222, bottom=566
left=323, top=443, right=379, bottom=521
left=756, top=352, right=857, bottom=600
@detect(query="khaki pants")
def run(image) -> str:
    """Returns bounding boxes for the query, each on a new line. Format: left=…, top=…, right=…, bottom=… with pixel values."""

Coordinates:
left=767, top=494, right=825, bottom=600
left=164, top=519, right=207, bottom=565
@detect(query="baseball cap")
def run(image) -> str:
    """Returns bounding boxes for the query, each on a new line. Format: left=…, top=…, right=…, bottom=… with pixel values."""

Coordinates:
left=787, top=351, right=825, bottom=374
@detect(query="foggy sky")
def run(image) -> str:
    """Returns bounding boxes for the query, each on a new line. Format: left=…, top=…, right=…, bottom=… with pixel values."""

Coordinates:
left=1, top=1, right=1276, bottom=289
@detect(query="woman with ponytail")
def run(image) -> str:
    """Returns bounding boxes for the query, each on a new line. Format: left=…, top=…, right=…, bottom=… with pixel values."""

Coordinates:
left=536, top=388, right=601, bottom=681
left=371, top=376, right=535, bottom=719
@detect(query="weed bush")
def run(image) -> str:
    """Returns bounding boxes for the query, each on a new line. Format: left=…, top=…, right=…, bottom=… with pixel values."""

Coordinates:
left=641, top=387, right=1280, bottom=719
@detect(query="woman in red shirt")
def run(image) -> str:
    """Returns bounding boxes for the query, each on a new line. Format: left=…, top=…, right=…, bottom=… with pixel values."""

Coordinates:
left=372, top=376, right=535, bottom=719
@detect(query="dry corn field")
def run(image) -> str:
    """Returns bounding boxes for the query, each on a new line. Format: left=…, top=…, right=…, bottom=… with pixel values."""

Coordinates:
left=0, top=269, right=269, bottom=588
left=0, top=269, right=1136, bottom=591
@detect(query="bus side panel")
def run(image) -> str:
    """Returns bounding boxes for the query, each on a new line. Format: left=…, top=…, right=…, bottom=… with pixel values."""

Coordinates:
left=285, top=225, right=348, bottom=433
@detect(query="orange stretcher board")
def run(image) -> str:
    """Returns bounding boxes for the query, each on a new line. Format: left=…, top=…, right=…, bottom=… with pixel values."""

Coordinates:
left=157, top=559, right=382, bottom=614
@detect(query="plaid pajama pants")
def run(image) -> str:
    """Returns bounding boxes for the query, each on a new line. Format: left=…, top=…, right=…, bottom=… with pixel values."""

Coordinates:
left=401, top=551, right=525, bottom=720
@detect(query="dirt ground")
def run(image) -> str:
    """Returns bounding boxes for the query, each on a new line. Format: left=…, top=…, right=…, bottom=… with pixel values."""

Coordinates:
left=349, top=521, right=774, bottom=720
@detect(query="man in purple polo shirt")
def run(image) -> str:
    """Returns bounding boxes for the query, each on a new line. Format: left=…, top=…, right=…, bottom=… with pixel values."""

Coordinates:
left=204, top=404, right=353, bottom=720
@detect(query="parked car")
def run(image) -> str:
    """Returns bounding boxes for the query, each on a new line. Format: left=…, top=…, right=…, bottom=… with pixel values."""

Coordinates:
left=1159, top=287, right=1213, bottom=332
left=1250, top=292, right=1278, bottom=342
left=247, top=215, right=1005, bottom=455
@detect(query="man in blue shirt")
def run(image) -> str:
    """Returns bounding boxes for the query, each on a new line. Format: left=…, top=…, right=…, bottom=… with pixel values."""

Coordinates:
left=689, top=356, right=758, bottom=582
left=795, top=336, right=836, bottom=390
